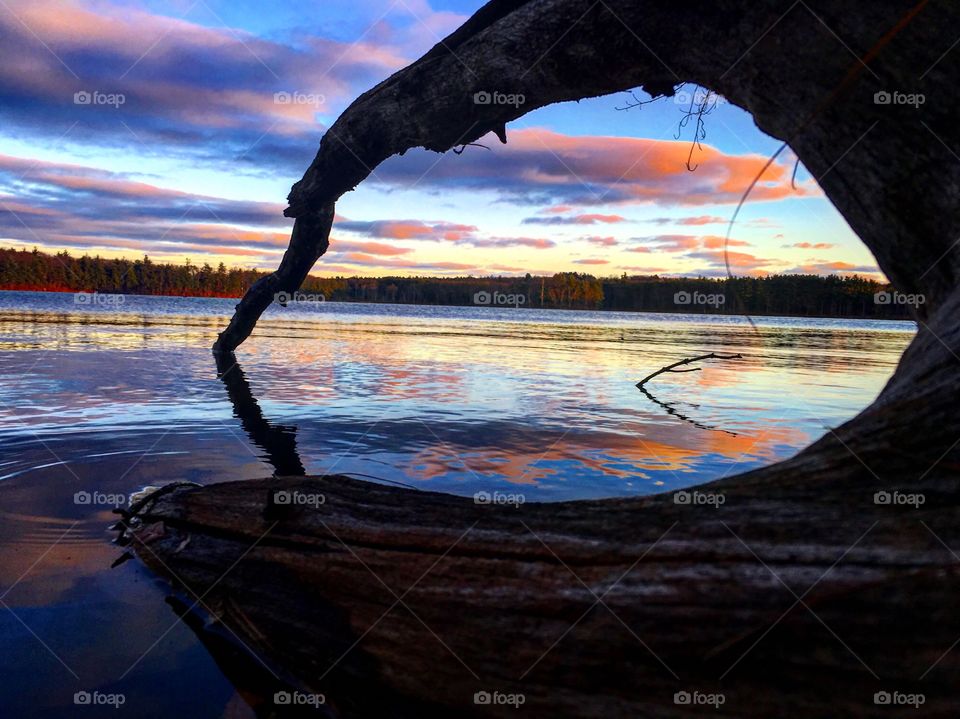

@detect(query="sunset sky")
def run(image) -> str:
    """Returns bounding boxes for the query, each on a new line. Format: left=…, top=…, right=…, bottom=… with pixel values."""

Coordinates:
left=0, top=0, right=883, bottom=279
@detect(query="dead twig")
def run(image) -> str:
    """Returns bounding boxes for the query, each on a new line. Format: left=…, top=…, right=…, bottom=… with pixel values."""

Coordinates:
left=635, top=352, right=743, bottom=389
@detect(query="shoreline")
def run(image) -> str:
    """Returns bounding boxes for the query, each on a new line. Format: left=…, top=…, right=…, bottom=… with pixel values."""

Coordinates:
left=0, top=287, right=917, bottom=323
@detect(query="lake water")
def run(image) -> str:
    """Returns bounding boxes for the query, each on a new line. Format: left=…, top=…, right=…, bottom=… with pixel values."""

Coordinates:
left=0, top=290, right=914, bottom=717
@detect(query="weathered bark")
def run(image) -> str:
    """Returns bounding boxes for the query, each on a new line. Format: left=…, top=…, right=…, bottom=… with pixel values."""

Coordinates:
left=214, top=204, right=334, bottom=352
left=130, top=289, right=960, bottom=716
left=138, top=1, right=960, bottom=716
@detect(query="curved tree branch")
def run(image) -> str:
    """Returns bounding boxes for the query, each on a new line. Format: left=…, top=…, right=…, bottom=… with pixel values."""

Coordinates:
left=215, top=0, right=958, bottom=353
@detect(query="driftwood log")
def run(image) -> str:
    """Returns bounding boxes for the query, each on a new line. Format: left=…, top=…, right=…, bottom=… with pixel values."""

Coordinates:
left=129, top=1, right=960, bottom=716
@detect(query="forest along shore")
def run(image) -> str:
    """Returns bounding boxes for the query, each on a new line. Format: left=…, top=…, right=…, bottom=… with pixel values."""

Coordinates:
left=0, top=246, right=920, bottom=318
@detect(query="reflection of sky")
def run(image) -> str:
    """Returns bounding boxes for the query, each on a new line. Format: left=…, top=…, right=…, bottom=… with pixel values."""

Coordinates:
left=0, top=0, right=883, bottom=278
left=0, top=291, right=914, bottom=499
left=0, top=291, right=913, bottom=716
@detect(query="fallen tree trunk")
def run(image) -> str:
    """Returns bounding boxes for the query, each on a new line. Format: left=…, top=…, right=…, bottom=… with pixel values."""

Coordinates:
left=131, top=290, right=960, bottom=716
left=133, top=1, right=960, bottom=716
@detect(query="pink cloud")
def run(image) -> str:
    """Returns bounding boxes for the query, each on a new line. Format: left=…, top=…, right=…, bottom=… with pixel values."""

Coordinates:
left=620, top=265, right=670, bottom=273
left=685, top=249, right=777, bottom=275
left=585, top=236, right=618, bottom=246
left=337, top=253, right=476, bottom=272
left=335, top=220, right=554, bottom=249
left=0, top=0, right=443, bottom=169
left=330, top=240, right=413, bottom=256
left=523, top=213, right=627, bottom=225
left=788, top=242, right=836, bottom=249
left=647, top=215, right=727, bottom=226
left=337, top=218, right=477, bottom=242
left=633, top=234, right=701, bottom=252
left=787, top=261, right=881, bottom=275
left=678, top=215, right=727, bottom=226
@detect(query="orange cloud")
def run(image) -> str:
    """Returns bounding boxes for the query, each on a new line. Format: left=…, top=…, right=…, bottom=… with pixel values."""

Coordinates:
left=788, top=261, right=881, bottom=276
left=377, top=128, right=815, bottom=207
left=701, top=235, right=751, bottom=249
left=685, top=249, right=777, bottom=275
left=337, top=219, right=477, bottom=241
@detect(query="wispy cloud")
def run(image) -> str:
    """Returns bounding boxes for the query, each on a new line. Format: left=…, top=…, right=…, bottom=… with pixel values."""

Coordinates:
left=645, top=215, right=727, bottom=226
left=373, top=128, right=815, bottom=207
left=786, top=241, right=836, bottom=249
left=522, top=213, right=626, bottom=225
left=584, top=236, right=618, bottom=246
left=0, top=0, right=443, bottom=173
left=336, top=219, right=477, bottom=241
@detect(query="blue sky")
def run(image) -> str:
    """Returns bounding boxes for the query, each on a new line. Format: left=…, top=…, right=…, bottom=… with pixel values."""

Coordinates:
left=0, top=0, right=881, bottom=279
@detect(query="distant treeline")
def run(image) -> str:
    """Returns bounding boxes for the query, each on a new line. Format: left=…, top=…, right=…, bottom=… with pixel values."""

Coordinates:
left=0, top=247, right=917, bottom=319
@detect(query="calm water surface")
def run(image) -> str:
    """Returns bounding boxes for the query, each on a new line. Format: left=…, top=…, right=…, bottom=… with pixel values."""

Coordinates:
left=0, top=291, right=914, bottom=717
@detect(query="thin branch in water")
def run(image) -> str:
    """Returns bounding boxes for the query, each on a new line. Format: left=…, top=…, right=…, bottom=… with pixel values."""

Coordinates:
left=635, top=352, right=744, bottom=435
left=635, top=352, right=743, bottom=389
